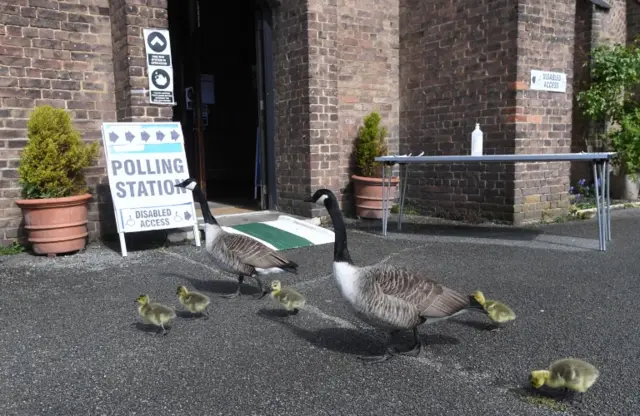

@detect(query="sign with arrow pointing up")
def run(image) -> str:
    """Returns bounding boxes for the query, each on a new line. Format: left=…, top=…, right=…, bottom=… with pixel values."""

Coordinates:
left=143, top=28, right=175, bottom=105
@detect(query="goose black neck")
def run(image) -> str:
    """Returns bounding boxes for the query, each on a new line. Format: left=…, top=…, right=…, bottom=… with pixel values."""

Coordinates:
left=326, top=194, right=353, bottom=264
left=194, top=186, right=218, bottom=225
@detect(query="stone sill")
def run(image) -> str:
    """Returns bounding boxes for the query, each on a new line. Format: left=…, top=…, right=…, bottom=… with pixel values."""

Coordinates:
left=572, top=202, right=640, bottom=219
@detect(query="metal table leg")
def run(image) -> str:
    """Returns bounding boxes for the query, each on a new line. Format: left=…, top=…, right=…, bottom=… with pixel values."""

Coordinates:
left=592, top=161, right=604, bottom=251
left=381, top=164, right=388, bottom=236
left=605, top=161, right=612, bottom=241
left=397, top=163, right=409, bottom=231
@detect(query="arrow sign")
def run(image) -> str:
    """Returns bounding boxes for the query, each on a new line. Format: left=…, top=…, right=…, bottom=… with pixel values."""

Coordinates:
left=171, top=130, right=180, bottom=141
left=140, top=131, right=150, bottom=142
left=156, top=131, right=165, bottom=141
left=184, top=211, right=191, bottom=221
left=125, top=131, right=135, bottom=142
left=109, top=131, right=119, bottom=143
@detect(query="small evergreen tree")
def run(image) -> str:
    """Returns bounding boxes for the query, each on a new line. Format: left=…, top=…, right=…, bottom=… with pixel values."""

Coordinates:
left=355, top=111, right=389, bottom=177
left=18, top=105, right=100, bottom=199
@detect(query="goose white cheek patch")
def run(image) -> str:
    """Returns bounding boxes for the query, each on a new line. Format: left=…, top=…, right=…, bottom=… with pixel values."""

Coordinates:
left=186, top=182, right=196, bottom=191
left=316, top=194, right=328, bottom=204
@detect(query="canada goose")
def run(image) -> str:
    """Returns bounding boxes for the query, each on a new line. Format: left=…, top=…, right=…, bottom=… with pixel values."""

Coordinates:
left=175, top=178, right=299, bottom=299
left=305, top=189, right=488, bottom=364
left=530, top=358, right=600, bottom=400
left=268, top=280, right=306, bottom=315
left=136, top=295, right=177, bottom=336
left=471, top=290, right=516, bottom=331
left=176, top=285, right=211, bottom=319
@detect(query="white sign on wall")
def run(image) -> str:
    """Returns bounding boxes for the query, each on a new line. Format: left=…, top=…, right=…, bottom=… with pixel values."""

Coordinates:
left=100, top=122, right=200, bottom=256
left=143, top=28, right=175, bottom=105
left=529, top=70, right=567, bottom=93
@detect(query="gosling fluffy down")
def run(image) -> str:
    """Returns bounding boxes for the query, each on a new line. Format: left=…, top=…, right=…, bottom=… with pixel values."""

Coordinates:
left=269, top=280, right=306, bottom=315
left=176, top=285, right=211, bottom=318
left=530, top=358, right=600, bottom=396
left=471, top=290, right=515, bottom=329
left=136, top=294, right=177, bottom=335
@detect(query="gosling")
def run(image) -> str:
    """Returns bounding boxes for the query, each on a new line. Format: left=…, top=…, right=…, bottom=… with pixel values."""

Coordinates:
left=176, top=285, right=211, bottom=319
left=530, top=358, right=600, bottom=401
left=136, top=294, right=177, bottom=336
left=471, top=290, right=516, bottom=331
left=268, top=280, right=306, bottom=315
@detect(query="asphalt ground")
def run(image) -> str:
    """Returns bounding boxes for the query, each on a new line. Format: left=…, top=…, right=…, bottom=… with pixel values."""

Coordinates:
left=1, top=210, right=639, bottom=415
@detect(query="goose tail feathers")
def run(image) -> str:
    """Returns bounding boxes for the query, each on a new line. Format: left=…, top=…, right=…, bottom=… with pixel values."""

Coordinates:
left=281, top=261, right=299, bottom=274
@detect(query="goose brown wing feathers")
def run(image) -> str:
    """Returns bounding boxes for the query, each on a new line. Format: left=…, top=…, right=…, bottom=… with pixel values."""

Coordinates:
left=222, top=233, right=298, bottom=271
left=372, top=264, right=470, bottom=318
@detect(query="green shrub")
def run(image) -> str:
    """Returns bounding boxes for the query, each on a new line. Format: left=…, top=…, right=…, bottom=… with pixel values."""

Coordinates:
left=18, top=105, right=100, bottom=199
left=608, top=108, right=640, bottom=177
left=354, top=111, right=389, bottom=177
left=575, top=40, right=640, bottom=174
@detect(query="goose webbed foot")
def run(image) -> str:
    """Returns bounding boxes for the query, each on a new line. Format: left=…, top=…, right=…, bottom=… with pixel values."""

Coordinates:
left=391, top=340, right=423, bottom=357
left=221, top=276, right=244, bottom=299
left=388, top=328, right=424, bottom=357
left=251, top=278, right=268, bottom=300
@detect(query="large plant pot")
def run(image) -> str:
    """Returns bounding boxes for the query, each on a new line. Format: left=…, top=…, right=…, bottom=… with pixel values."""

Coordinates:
left=352, top=174, right=400, bottom=219
left=15, top=193, right=92, bottom=255
left=610, top=173, right=640, bottom=201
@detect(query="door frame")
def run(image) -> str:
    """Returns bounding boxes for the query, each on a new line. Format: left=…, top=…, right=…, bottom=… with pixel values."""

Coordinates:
left=256, top=1, right=278, bottom=210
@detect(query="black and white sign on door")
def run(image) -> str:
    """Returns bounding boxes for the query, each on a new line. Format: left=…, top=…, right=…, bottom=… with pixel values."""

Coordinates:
left=143, top=28, right=175, bottom=105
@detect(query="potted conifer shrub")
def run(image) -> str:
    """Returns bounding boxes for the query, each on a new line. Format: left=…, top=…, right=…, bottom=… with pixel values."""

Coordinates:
left=15, top=105, right=99, bottom=255
left=351, top=111, right=399, bottom=219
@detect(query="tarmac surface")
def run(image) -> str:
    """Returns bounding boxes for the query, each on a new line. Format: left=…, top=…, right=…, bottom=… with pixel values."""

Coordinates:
left=1, top=210, right=639, bottom=415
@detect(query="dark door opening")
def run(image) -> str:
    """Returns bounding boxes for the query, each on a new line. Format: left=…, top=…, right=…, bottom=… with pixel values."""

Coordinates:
left=168, top=0, right=274, bottom=214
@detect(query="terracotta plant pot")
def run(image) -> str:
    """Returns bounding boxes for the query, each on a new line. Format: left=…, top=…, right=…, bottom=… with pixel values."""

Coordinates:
left=352, top=174, right=400, bottom=219
left=15, top=193, right=92, bottom=255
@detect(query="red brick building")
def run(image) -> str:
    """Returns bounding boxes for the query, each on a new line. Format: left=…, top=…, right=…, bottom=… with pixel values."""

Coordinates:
left=0, top=0, right=637, bottom=243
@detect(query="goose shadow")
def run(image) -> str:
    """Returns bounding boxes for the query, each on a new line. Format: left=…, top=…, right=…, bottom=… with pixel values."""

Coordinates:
left=162, top=272, right=264, bottom=297
left=130, top=322, right=173, bottom=335
left=510, top=385, right=575, bottom=408
left=257, top=308, right=460, bottom=357
left=450, top=317, right=496, bottom=331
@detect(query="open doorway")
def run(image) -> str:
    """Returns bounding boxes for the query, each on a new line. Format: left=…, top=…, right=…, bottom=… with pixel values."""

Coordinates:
left=168, top=0, right=274, bottom=214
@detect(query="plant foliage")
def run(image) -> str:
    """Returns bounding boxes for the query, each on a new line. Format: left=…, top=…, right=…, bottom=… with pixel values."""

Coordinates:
left=354, top=111, right=389, bottom=177
left=575, top=41, right=640, bottom=174
left=18, top=105, right=100, bottom=199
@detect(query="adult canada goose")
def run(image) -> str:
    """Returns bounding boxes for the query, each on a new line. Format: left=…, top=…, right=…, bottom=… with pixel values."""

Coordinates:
left=305, top=189, right=488, bottom=364
left=175, top=178, right=299, bottom=299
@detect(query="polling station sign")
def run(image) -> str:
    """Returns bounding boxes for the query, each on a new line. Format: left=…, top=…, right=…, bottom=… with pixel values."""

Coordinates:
left=100, top=122, right=198, bottom=237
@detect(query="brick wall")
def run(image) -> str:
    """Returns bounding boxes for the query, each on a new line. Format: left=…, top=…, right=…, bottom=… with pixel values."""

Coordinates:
left=337, top=0, right=399, bottom=213
left=306, top=0, right=341, bottom=216
left=399, top=0, right=519, bottom=222
left=0, top=0, right=116, bottom=244
left=109, top=0, right=172, bottom=122
left=272, top=0, right=313, bottom=217
left=628, top=0, right=640, bottom=43
left=273, top=0, right=400, bottom=218
left=512, top=0, right=576, bottom=223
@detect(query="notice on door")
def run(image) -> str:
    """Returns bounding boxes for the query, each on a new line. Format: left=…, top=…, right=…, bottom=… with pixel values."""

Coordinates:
left=101, top=122, right=197, bottom=234
left=143, top=28, right=175, bottom=105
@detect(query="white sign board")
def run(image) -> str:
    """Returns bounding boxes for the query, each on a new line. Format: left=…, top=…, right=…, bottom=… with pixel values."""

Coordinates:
left=529, top=70, right=567, bottom=93
left=100, top=122, right=200, bottom=256
left=143, top=28, right=175, bottom=105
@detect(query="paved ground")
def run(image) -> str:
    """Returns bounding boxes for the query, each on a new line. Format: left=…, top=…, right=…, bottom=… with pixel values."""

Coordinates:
left=1, top=210, right=639, bottom=415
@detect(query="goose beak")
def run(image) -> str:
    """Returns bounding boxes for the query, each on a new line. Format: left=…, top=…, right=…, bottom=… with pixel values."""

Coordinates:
left=303, top=196, right=314, bottom=202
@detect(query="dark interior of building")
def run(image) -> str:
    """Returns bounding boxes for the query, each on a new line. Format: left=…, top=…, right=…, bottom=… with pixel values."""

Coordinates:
left=168, top=0, right=262, bottom=210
